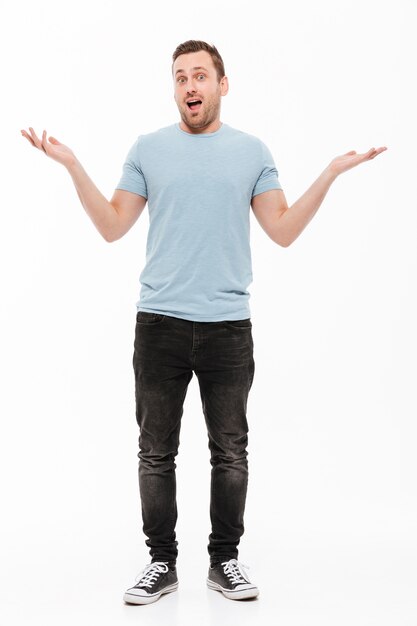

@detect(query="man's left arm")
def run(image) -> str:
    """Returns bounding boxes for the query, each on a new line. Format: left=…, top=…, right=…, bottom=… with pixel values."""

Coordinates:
left=251, top=146, right=388, bottom=248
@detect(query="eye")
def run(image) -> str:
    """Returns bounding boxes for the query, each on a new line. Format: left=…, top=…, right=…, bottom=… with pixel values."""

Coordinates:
left=197, top=74, right=205, bottom=80
left=177, top=77, right=185, bottom=83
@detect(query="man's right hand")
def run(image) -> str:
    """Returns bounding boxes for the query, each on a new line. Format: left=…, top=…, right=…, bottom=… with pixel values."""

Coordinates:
left=20, top=126, right=147, bottom=242
left=21, top=127, right=76, bottom=169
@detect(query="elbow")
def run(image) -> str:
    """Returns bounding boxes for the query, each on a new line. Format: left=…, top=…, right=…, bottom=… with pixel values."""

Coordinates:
left=102, top=230, right=116, bottom=243
left=276, top=228, right=296, bottom=247
left=103, top=224, right=127, bottom=243
left=274, top=224, right=292, bottom=248
left=102, top=224, right=124, bottom=243
left=276, top=237, right=292, bottom=248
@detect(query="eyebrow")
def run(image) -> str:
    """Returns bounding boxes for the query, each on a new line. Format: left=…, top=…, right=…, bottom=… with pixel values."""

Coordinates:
left=175, top=66, right=209, bottom=76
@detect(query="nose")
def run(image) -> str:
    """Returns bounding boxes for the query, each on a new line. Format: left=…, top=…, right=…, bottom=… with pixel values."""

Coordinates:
left=186, top=77, right=199, bottom=94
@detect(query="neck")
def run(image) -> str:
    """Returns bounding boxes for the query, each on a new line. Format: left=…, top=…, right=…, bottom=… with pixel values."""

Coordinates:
left=179, top=119, right=222, bottom=134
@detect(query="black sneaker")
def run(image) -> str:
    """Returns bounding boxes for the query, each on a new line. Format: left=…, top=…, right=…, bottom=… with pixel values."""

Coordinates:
left=207, top=558, right=259, bottom=600
left=123, top=561, right=178, bottom=605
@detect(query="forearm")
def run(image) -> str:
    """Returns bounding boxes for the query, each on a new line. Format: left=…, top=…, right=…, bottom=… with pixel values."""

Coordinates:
left=66, top=158, right=118, bottom=242
left=278, top=166, right=338, bottom=246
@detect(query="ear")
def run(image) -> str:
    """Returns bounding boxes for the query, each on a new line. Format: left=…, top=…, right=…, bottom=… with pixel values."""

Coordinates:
left=220, top=76, right=229, bottom=97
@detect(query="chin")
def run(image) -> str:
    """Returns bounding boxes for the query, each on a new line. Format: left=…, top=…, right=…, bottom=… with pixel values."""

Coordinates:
left=183, top=116, right=205, bottom=127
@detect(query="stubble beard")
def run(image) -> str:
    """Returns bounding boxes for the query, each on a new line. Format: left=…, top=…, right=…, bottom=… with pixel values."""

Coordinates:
left=179, top=95, right=221, bottom=130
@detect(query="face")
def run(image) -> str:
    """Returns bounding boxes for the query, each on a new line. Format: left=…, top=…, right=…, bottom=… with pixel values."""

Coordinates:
left=173, top=50, right=228, bottom=133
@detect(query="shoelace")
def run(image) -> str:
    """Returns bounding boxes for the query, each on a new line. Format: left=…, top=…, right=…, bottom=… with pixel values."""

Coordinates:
left=221, top=558, right=251, bottom=584
left=134, top=561, right=169, bottom=588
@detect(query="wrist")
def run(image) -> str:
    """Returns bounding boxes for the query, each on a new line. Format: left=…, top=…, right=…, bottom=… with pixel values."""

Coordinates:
left=323, top=165, right=338, bottom=184
left=66, top=157, right=82, bottom=175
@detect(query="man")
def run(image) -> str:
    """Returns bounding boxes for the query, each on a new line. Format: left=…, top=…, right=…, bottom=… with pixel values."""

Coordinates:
left=21, top=39, right=386, bottom=605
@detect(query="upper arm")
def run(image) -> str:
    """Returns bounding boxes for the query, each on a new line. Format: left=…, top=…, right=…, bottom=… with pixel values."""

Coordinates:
left=251, top=189, right=289, bottom=247
left=109, top=189, right=147, bottom=241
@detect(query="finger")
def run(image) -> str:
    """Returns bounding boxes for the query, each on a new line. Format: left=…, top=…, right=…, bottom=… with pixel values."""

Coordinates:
left=21, top=129, right=36, bottom=147
left=41, top=130, right=48, bottom=153
left=28, top=127, right=43, bottom=150
left=362, top=148, right=377, bottom=160
left=365, top=146, right=388, bottom=160
left=369, top=148, right=386, bottom=159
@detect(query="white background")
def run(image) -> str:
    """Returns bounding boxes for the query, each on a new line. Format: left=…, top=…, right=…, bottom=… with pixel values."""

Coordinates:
left=1, top=0, right=416, bottom=624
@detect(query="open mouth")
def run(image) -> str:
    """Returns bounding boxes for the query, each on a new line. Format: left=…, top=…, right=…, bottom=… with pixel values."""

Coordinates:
left=187, top=99, right=202, bottom=111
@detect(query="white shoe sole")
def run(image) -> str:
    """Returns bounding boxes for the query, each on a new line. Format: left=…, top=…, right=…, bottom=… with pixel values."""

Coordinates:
left=206, top=578, right=259, bottom=600
left=123, top=581, right=179, bottom=605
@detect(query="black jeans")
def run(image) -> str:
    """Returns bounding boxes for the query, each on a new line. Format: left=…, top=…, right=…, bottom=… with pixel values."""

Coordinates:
left=132, top=311, right=255, bottom=565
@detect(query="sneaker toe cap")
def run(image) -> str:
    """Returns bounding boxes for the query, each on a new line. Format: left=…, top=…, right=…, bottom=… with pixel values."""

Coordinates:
left=125, top=587, right=152, bottom=598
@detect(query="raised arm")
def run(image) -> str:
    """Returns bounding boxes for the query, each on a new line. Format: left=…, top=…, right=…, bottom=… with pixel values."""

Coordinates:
left=251, top=146, right=387, bottom=247
left=21, top=128, right=146, bottom=242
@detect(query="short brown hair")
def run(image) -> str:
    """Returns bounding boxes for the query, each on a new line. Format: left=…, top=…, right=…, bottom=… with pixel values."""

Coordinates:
left=172, top=40, right=225, bottom=83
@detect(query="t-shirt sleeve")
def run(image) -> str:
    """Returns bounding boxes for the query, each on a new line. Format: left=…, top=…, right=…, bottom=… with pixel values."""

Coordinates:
left=115, top=136, right=148, bottom=198
left=251, top=140, right=283, bottom=198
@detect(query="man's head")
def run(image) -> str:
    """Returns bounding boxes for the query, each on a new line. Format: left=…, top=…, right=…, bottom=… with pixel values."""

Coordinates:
left=172, top=40, right=229, bottom=133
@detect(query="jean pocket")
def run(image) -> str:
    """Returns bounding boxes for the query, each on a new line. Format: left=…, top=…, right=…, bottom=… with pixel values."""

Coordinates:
left=223, top=318, right=252, bottom=329
left=136, top=311, right=166, bottom=325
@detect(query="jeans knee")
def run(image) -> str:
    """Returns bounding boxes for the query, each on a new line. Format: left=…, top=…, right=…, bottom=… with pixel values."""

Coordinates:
left=138, top=448, right=178, bottom=472
left=209, top=446, right=248, bottom=469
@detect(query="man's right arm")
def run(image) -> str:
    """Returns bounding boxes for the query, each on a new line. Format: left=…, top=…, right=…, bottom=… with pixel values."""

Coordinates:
left=67, top=159, right=147, bottom=242
left=21, top=128, right=147, bottom=242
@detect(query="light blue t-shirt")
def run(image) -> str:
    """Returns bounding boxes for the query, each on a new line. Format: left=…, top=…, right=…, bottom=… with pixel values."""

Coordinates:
left=115, top=122, right=283, bottom=322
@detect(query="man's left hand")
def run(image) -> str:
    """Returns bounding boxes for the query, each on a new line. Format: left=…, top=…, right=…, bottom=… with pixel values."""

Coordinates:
left=328, top=146, right=388, bottom=177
